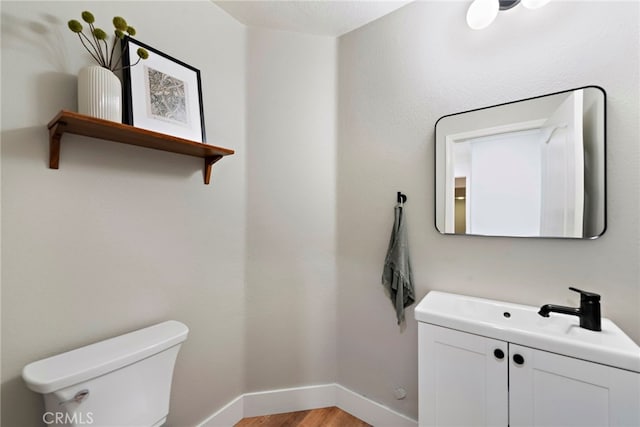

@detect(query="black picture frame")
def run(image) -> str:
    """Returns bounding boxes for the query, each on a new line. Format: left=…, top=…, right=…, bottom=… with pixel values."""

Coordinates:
left=121, top=37, right=206, bottom=143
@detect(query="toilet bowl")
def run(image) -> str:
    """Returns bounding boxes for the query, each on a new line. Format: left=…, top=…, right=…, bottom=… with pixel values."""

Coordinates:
left=22, top=320, right=188, bottom=427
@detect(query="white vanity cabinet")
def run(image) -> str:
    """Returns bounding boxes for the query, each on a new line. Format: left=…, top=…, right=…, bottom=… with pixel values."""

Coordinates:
left=419, top=323, right=640, bottom=427
left=509, top=343, right=640, bottom=427
left=419, top=324, right=508, bottom=426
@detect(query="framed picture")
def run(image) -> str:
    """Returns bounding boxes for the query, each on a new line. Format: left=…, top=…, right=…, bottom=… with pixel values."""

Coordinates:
left=121, top=37, right=206, bottom=143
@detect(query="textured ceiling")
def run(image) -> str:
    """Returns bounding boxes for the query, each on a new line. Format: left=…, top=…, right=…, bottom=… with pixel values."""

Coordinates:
left=213, top=1, right=412, bottom=37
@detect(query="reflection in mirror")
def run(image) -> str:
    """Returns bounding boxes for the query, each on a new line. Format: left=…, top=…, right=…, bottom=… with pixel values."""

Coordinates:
left=435, top=87, right=606, bottom=239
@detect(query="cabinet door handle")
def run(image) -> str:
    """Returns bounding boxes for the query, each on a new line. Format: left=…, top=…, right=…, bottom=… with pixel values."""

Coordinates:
left=493, top=349, right=505, bottom=359
left=513, top=354, right=525, bottom=365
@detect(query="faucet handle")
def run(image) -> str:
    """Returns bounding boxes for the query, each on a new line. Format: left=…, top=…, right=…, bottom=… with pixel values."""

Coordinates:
left=569, top=286, right=601, bottom=301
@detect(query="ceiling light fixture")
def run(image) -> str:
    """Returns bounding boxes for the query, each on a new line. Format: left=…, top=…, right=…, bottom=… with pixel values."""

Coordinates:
left=466, top=0, right=552, bottom=30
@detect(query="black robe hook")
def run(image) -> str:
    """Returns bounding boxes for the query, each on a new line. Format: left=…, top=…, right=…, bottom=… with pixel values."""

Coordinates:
left=397, top=192, right=407, bottom=204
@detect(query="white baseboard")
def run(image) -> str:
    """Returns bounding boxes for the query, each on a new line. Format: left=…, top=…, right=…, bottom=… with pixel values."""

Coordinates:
left=335, top=384, right=416, bottom=427
left=243, top=384, right=336, bottom=418
left=199, top=394, right=244, bottom=427
left=198, top=383, right=417, bottom=427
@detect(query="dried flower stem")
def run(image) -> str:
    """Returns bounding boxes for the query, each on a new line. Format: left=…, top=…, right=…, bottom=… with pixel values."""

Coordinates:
left=88, top=23, right=103, bottom=66
left=107, top=40, right=118, bottom=69
left=101, top=39, right=110, bottom=67
left=110, top=42, right=128, bottom=71
left=111, top=50, right=123, bottom=71
left=111, top=57, right=142, bottom=73
left=77, top=33, right=102, bottom=66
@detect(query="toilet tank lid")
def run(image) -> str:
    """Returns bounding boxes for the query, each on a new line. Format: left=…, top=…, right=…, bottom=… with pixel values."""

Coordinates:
left=22, top=320, right=188, bottom=394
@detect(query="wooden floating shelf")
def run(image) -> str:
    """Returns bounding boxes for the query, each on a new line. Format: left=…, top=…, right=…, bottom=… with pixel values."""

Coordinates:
left=47, top=110, right=235, bottom=185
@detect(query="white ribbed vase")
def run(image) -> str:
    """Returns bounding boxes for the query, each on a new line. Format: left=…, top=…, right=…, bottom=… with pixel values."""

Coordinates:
left=78, top=65, right=122, bottom=122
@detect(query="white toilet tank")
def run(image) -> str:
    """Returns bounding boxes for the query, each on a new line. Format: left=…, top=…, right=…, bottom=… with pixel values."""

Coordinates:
left=22, top=320, right=188, bottom=427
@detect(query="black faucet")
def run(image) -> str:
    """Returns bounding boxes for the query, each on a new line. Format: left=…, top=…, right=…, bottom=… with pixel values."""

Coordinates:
left=538, top=287, right=601, bottom=331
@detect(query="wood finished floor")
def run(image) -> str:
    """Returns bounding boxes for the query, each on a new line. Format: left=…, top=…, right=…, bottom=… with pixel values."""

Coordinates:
left=234, top=406, right=371, bottom=427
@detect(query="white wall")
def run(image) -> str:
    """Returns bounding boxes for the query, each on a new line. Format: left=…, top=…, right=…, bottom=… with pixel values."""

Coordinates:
left=245, top=27, right=337, bottom=392
left=2, top=2, right=338, bottom=425
left=337, top=0, right=639, bottom=420
left=1, top=2, right=246, bottom=426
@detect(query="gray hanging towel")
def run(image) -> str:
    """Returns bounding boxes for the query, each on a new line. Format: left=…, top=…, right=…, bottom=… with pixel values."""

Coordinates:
left=382, top=205, right=415, bottom=324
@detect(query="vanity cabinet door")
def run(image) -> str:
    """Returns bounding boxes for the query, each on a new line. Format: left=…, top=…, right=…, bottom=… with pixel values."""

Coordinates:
left=418, top=323, right=508, bottom=427
left=509, top=344, right=640, bottom=427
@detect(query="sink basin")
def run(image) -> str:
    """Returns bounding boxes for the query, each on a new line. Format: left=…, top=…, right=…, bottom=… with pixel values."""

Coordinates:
left=414, top=291, right=640, bottom=372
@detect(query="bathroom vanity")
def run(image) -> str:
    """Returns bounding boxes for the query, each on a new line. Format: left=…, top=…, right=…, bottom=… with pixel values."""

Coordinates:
left=415, top=291, right=640, bottom=427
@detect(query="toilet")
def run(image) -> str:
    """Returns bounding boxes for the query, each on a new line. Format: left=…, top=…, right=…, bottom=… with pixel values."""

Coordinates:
left=22, top=320, right=188, bottom=427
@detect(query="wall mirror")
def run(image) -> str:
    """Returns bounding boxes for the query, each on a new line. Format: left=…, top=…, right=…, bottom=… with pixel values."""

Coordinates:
left=435, top=86, right=606, bottom=239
